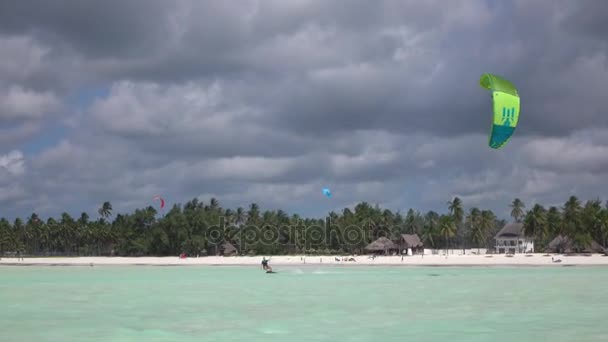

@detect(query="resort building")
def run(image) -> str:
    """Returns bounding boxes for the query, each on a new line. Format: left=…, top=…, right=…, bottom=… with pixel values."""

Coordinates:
left=218, top=241, right=238, bottom=256
left=494, top=223, right=534, bottom=254
left=397, top=234, right=424, bottom=255
left=545, top=235, right=605, bottom=254
left=364, top=237, right=399, bottom=255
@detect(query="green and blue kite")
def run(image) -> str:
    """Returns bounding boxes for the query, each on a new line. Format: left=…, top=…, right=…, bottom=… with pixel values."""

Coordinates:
left=479, top=73, right=520, bottom=149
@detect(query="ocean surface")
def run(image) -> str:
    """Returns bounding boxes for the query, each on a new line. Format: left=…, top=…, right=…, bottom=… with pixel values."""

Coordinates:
left=1, top=265, right=607, bottom=342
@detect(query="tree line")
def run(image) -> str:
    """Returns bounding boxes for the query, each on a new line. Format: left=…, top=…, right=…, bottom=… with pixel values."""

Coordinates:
left=1, top=195, right=607, bottom=257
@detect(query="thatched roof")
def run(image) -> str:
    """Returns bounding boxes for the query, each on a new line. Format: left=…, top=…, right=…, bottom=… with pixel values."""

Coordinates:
left=400, top=234, right=423, bottom=248
left=220, top=241, right=238, bottom=255
left=364, top=237, right=397, bottom=251
left=545, top=235, right=605, bottom=253
left=494, top=223, right=526, bottom=239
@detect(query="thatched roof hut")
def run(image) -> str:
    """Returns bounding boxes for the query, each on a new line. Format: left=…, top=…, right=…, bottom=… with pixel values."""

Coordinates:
left=364, top=237, right=397, bottom=254
left=545, top=235, right=605, bottom=254
left=219, top=241, right=238, bottom=256
left=494, top=223, right=526, bottom=239
left=399, top=234, right=423, bottom=248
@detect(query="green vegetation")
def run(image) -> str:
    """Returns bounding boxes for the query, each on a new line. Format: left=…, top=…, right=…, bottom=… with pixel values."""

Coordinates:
left=1, top=196, right=606, bottom=256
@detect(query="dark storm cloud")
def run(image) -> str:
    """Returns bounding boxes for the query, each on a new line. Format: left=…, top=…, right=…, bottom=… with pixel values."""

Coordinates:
left=560, top=0, right=608, bottom=44
left=0, top=0, right=171, bottom=58
left=267, top=0, right=608, bottom=138
left=2, top=1, right=607, bottom=136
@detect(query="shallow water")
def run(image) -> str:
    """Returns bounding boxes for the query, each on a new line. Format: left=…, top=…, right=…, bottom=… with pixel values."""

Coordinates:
left=1, top=265, right=607, bottom=341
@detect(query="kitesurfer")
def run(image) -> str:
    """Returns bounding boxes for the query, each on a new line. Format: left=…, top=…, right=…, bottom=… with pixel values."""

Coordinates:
left=261, top=257, right=272, bottom=272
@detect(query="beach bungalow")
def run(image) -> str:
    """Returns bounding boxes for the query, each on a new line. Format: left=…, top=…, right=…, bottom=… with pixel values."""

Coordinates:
left=545, top=235, right=605, bottom=254
left=218, top=241, right=238, bottom=256
left=364, top=237, right=398, bottom=255
left=397, top=234, right=424, bottom=255
left=494, top=223, right=534, bottom=254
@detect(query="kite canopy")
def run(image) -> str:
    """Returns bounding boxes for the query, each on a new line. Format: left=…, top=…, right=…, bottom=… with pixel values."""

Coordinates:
left=322, top=188, right=332, bottom=198
left=479, top=73, right=520, bottom=149
left=153, top=195, right=165, bottom=209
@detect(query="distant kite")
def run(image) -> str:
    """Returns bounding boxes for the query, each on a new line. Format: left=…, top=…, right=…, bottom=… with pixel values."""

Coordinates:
left=322, top=188, right=332, bottom=198
left=153, top=195, right=165, bottom=209
left=479, top=73, right=520, bottom=149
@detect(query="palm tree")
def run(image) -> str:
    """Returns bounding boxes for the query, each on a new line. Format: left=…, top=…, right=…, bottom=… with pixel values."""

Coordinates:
left=224, top=209, right=234, bottom=225
left=235, top=207, right=246, bottom=227
left=582, top=199, right=603, bottom=246
left=6, top=195, right=608, bottom=257
left=78, top=212, right=90, bottom=226
left=479, top=210, right=496, bottom=251
left=510, top=198, right=525, bottom=223
left=247, top=203, right=260, bottom=225
left=562, top=196, right=582, bottom=238
left=58, top=212, right=77, bottom=255
left=448, top=197, right=464, bottom=223
left=277, top=210, right=289, bottom=221
left=523, top=204, right=547, bottom=252
left=98, top=202, right=113, bottom=220
left=438, top=215, right=457, bottom=256
left=447, top=197, right=464, bottom=251
left=420, top=224, right=435, bottom=249
left=26, top=213, right=42, bottom=254
left=0, top=218, right=14, bottom=256
left=598, top=207, right=608, bottom=250
left=547, top=206, right=562, bottom=237
left=467, top=208, right=482, bottom=253
left=13, top=218, right=25, bottom=255
left=404, top=209, right=417, bottom=234
left=209, top=198, right=220, bottom=211
left=421, top=211, right=439, bottom=249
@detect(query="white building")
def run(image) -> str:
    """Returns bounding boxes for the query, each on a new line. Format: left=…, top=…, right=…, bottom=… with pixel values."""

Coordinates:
left=494, top=222, right=534, bottom=254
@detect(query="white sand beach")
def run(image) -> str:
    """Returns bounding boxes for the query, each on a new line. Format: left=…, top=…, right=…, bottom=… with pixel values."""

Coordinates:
left=2, top=253, right=608, bottom=266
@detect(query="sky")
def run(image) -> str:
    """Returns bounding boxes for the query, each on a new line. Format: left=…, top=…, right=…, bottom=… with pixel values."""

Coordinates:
left=1, top=0, right=607, bottom=221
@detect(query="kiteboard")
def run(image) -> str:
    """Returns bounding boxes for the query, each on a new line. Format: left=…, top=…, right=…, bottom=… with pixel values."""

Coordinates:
left=266, top=271, right=277, bottom=274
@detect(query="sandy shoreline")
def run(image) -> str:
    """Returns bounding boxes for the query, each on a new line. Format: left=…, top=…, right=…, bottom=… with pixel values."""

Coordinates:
left=2, top=253, right=608, bottom=267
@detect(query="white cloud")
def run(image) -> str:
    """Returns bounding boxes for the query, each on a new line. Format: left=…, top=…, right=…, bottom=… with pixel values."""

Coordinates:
left=201, top=156, right=296, bottom=180
left=0, top=150, right=25, bottom=176
left=89, top=80, right=254, bottom=137
left=0, top=35, right=51, bottom=82
left=522, top=133, right=608, bottom=173
left=0, top=85, right=60, bottom=121
left=0, top=184, right=26, bottom=202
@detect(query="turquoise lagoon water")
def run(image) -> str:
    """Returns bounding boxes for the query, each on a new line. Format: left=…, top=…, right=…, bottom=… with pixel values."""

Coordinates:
left=1, top=265, right=607, bottom=342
